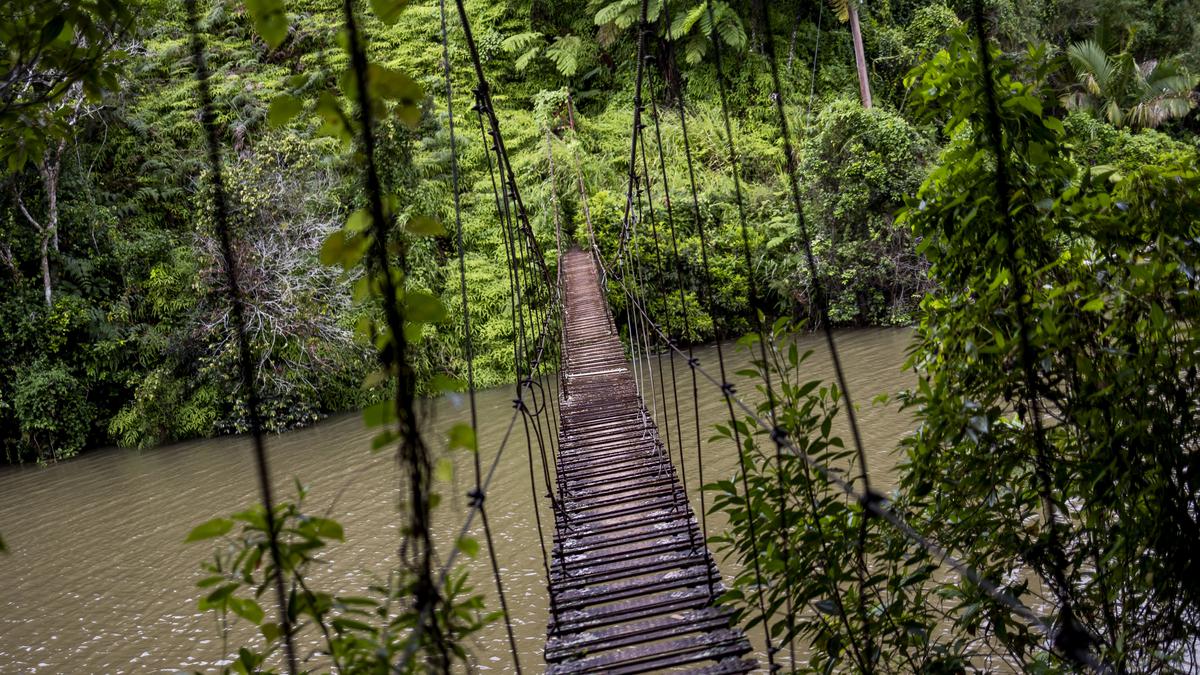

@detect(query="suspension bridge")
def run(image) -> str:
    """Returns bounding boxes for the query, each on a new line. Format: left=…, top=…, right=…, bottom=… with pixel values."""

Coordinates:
left=542, top=249, right=754, bottom=673
left=181, top=0, right=1106, bottom=669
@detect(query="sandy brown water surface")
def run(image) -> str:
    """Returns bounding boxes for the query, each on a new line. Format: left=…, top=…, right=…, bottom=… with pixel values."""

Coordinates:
left=0, top=328, right=914, bottom=673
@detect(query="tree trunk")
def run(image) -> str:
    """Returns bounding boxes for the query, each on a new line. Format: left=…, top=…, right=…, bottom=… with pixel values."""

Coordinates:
left=848, top=4, right=872, bottom=108
left=655, top=34, right=682, bottom=106
left=40, top=233, right=52, bottom=305
left=0, top=242, right=19, bottom=283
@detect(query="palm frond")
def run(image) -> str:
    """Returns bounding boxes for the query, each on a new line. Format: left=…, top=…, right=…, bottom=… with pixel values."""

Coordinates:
left=1067, top=40, right=1116, bottom=91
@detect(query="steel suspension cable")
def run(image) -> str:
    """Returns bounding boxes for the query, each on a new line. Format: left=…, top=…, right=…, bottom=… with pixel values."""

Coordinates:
left=617, top=3, right=1108, bottom=666
left=642, top=67, right=703, bottom=552
left=611, top=263, right=1094, bottom=668
left=426, top=0, right=566, bottom=639
left=437, top=0, right=521, bottom=668
left=699, top=1, right=806, bottom=664
left=634, top=120, right=679, bottom=477
left=339, top=0, right=454, bottom=666
left=184, top=2, right=297, bottom=670
left=966, top=0, right=1093, bottom=666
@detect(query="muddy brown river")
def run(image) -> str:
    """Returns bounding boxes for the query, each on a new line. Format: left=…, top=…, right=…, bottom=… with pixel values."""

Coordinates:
left=0, top=329, right=914, bottom=672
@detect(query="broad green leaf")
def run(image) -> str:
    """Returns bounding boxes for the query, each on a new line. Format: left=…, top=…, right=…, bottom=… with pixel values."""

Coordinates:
left=311, top=517, right=344, bottom=541
left=39, top=15, right=67, bottom=46
left=370, top=0, right=410, bottom=25
left=319, top=231, right=345, bottom=266
left=448, top=423, right=477, bottom=452
left=186, top=518, right=234, bottom=542
left=230, top=597, right=265, bottom=625
left=1082, top=298, right=1105, bottom=312
left=267, top=94, right=302, bottom=127
left=260, top=622, right=281, bottom=642
left=363, top=400, right=396, bottom=427
left=315, top=91, right=352, bottom=144
left=405, top=215, right=444, bottom=237
left=371, top=429, right=398, bottom=451
left=405, top=290, right=446, bottom=323
left=435, top=457, right=454, bottom=482
left=456, top=536, right=479, bottom=558
left=246, top=0, right=289, bottom=49
left=368, top=64, right=422, bottom=104
left=345, top=208, right=372, bottom=233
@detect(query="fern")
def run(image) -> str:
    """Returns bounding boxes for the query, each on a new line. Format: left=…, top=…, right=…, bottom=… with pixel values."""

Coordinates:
left=829, top=0, right=852, bottom=23
left=546, top=35, right=583, bottom=77
left=501, top=31, right=542, bottom=54
left=594, top=0, right=640, bottom=28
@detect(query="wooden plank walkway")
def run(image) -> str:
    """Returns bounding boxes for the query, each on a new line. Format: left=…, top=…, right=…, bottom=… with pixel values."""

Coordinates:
left=545, top=249, right=756, bottom=674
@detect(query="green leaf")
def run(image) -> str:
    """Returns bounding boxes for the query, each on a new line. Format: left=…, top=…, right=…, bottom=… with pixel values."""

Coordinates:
left=346, top=208, right=372, bottom=233
left=435, top=457, right=454, bottom=482
left=319, top=231, right=346, bottom=266
left=405, top=215, right=444, bottom=237
left=260, top=622, right=281, bottom=642
left=267, top=94, right=302, bottom=127
left=230, top=597, right=265, bottom=625
left=371, top=429, right=398, bottom=451
left=370, top=0, right=410, bottom=25
left=405, top=290, right=446, bottom=323
left=246, top=0, right=289, bottom=49
left=311, top=517, right=344, bottom=541
left=315, top=91, right=352, bottom=144
left=448, top=423, right=477, bottom=452
left=363, top=400, right=396, bottom=428
left=368, top=64, right=422, bottom=103
left=1082, top=298, right=1105, bottom=312
left=39, top=15, right=67, bottom=46
left=186, top=518, right=234, bottom=542
left=456, top=536, right=480, bottom=558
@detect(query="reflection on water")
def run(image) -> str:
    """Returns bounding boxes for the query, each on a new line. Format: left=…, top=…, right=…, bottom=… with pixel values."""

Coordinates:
left=0, top=328, right=913, bottom=672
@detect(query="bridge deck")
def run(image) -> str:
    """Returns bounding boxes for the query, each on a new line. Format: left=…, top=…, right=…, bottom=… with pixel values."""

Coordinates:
left=545, top=250, right=755, bottom=674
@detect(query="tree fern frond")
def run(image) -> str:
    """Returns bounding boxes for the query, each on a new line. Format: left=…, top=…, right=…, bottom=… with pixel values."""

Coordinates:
left=514, top=47, right=540, bottom=72
left=829, top=0, right=851, bottom=23
left=683, top=31, right=707, bottom=64
left=546, top=35, right=583, bottom=77
left=670, top=4, right=707, bottom=40
left=594, top=0, right=640, bottom=29
left=501, top=31, right=543, bottom=54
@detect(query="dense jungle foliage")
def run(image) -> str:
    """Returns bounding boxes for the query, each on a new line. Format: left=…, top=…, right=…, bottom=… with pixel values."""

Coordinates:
left=4, top=0, right=1200, bottom=672
left=2, top=0, right=1197, bottom=463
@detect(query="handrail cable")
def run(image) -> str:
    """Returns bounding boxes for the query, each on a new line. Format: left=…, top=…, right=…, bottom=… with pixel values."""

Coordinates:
left=600, top=240, right=1108, bottom=672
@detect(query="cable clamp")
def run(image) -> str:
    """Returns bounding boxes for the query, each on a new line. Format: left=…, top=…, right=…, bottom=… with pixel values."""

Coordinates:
left=859, top=489, right=885, bottom=516
left=512, top=398, right=527, bottom=412
left=468, top=488, right=485, bottom=508
left=687, top=356, right=700, bottom=368
left=770, top=426, right=788, bottom=445
left=721, top=382, right=736, bottom=396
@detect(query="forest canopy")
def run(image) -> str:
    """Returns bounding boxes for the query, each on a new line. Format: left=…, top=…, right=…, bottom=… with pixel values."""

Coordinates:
left=0, top=2, right=1196, bottom=460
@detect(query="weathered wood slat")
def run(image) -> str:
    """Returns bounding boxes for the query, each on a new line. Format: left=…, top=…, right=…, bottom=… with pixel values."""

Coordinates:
left=545, top=249, right=754, bottom=673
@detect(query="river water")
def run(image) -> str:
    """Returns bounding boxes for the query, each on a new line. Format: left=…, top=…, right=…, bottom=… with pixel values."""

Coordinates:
left=0, top=328, right=914, bottom=673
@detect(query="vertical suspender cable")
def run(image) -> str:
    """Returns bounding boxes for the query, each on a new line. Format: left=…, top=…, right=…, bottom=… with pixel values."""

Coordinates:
left=643, top=68, right=702, bottom=550
left=967, top=0, right=1090, bottom=664
left=184, top=3, right=297, bottom=671
left=437, top=0, right=522, bottom=669
left=697, top=1, right=798, bottom=664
